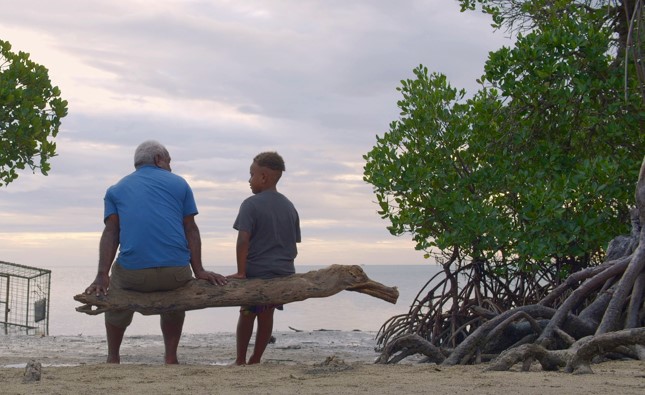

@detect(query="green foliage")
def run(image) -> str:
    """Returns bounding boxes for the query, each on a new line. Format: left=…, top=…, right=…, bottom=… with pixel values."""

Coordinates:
left=0, top=39, right=68, bottom=186
left=364, top=1, right=645, bottom=273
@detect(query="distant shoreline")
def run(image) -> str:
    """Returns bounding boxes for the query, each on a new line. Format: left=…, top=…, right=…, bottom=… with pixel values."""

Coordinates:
left=1, top=330, right=384, bottom=367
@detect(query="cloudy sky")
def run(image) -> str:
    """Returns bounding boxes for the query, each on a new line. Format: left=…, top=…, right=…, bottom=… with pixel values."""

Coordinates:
left=0, top=0, right=509, bottom=272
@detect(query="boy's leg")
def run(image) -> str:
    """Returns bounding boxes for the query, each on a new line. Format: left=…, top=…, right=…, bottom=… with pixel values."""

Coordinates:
left=235, top=311, right=256, bottom=365
left=248, top=308, right=275, bottom=365
left=160, top=312, right=185, bottom=364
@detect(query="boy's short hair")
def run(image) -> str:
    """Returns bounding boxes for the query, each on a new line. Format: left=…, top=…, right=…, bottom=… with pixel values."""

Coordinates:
left=254, top=152, right=286, bottom=171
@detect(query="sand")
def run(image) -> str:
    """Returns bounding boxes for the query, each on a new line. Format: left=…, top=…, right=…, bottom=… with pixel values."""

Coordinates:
left=1, top=331, right=644, bottom=394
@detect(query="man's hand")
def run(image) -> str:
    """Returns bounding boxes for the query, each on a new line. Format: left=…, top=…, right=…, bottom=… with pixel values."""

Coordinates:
left=85, top=272, right=110, bottom=296
left=195, top=270, right=228, bottom=285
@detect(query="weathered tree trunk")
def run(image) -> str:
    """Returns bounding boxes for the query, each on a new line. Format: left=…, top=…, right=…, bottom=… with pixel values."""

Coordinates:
left=74, top=264, right=399, bottom=315
left=375, top=333, right=446, bottom=364
left=486, top=327, right=645, bottom=374
left=597, top=157, right=645, bottom=333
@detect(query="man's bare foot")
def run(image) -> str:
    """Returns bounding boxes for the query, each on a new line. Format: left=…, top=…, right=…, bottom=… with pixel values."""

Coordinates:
left=106, top=355, right=120, bottom=364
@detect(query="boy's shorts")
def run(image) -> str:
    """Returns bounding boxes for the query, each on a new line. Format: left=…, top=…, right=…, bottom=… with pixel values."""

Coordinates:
left=105, top=262, right=193, bottom=328
left=240, top=304, right=284, bottom=315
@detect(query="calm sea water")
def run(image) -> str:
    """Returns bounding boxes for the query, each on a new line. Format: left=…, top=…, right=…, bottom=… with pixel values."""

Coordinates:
left=47, top=264, right=441, bottom=336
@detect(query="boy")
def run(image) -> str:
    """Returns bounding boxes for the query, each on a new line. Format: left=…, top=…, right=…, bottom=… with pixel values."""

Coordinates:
left=228, top=151, right=301, bottom=365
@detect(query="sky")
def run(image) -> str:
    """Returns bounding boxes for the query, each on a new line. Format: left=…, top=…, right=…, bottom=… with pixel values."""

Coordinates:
left=0, top=0, right=510, bottom=272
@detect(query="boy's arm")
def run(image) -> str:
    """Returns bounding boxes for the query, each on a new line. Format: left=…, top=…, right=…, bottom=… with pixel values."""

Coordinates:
left=229, top=230, right=250, bottom=279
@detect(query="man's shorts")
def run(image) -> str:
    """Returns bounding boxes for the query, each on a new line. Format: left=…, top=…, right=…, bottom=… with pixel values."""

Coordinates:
left=105, top=262, right=193, bottom=328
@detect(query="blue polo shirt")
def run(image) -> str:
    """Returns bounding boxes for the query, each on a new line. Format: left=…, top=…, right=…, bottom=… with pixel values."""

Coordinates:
left=104, top=165, right=198, bottom=269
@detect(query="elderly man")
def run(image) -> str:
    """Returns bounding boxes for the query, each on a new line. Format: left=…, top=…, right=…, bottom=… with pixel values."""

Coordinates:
left=85, top=140, right=227, bottom=364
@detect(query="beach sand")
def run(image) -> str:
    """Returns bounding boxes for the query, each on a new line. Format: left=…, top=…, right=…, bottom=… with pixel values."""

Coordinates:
left=1, top=331, right=644, bottom=394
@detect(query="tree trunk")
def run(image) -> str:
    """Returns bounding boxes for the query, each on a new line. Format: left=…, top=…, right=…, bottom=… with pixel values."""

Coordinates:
left=74, top=264, right=399, bottom=315
left=596, top=157, right=645, bottom=334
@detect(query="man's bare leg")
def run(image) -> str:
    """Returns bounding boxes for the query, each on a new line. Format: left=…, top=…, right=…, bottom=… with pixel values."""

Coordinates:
left=105, top=321, right=126, bottom=364
left=161, top=315, right=185, bottom=364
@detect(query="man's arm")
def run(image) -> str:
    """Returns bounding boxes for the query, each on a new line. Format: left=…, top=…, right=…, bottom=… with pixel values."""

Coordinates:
left=85, top=214, right=120, bottom=296
left=184, top=215, right=227, bottom=285
left=228, top=230, right=250, bottom=279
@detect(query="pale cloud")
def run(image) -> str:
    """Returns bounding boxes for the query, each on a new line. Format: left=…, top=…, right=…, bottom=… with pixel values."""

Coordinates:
left=301, top=218, right=341, bottom=228
left=0, top=0, right=509, bottom=269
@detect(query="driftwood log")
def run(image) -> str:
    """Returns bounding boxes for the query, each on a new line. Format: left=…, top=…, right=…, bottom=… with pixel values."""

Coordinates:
left=74, top=264, right=398, bottom=315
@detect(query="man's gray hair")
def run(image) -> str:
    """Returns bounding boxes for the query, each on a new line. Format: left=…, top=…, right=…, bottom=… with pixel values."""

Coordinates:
left=134, top=140, right=169, bottom=168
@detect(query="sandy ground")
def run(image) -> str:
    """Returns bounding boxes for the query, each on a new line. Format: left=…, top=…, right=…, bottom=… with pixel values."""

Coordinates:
left=1, top=331, right=644, bottom=395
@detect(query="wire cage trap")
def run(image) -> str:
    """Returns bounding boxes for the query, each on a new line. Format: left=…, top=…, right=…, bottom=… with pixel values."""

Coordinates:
left=0, top=261, right=51, bottom=335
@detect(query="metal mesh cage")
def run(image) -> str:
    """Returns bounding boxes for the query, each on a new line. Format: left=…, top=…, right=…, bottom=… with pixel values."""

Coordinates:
left=0, top=261, right=51, bottom=335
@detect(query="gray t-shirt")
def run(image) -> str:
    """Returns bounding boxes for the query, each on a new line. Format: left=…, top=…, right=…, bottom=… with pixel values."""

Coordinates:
left=233, top=191, right=301, bottom=279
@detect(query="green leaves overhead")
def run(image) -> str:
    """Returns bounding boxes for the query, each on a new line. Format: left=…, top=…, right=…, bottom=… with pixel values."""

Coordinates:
left=364, top=1, right=645, bottom=273
left=0, top=39, right=68, bottom=186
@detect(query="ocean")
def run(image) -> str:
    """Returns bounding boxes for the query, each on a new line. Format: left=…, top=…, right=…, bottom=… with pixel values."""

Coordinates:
left=41, top=264, right=441, bottom=336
